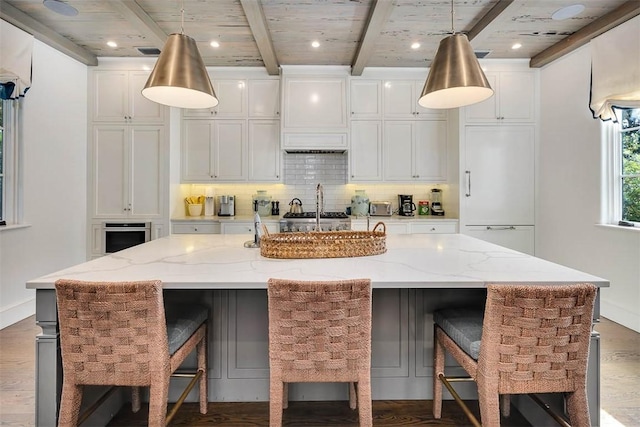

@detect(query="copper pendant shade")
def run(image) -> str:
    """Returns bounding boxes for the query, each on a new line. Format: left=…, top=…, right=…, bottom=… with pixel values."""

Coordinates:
left=142, top=33, right=218, bottom=109
left=418, top=33, right=493, bottom=109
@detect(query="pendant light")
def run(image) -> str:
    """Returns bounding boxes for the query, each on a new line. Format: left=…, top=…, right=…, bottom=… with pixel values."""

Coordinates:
left=418, top=0, right=493, bottom=109
left=142, top=1, right=217, bottom=109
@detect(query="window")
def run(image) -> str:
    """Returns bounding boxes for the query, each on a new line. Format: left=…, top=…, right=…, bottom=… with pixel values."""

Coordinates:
left=0, top=101, right=4, bottom=221
left=0, top=99, right=20, bottom=225
left=615, top=108, right=640, bottom=224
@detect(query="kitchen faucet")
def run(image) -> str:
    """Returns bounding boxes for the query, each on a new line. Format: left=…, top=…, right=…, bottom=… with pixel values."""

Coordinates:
left=316, top=183, right=324, bottom=231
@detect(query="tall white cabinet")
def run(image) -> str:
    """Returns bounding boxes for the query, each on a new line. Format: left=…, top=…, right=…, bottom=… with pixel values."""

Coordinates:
left=459, top=62, right=538, bottom=255
left=88, top=66, right=169, bottom=258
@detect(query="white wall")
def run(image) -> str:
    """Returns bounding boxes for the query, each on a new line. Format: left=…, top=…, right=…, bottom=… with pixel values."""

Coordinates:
left=0, top=38, right=87, bottom=328
left=538, top=40, right=640, bottom=332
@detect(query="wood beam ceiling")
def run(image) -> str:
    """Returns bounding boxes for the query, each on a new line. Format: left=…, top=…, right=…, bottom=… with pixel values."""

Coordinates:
left=351, top=0, right=396, bottom=76
left=240, top=0, right=279, bottom=75
left=109, top=0, right=167, bottom=49
left=530, top=0, right=640, bottom=68
left=467, top=0, right=515, bottom=42
left=0, top=2, right=97, bottom=66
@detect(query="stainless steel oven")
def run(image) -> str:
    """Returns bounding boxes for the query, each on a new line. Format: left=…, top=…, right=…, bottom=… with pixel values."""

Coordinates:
left=102, top=222, right=151, bottom=254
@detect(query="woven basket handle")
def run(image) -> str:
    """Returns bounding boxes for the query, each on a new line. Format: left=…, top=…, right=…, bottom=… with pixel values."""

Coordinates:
left=373, top=222, right=386, bottom=234
left=261, top=224, right=270, bottom=237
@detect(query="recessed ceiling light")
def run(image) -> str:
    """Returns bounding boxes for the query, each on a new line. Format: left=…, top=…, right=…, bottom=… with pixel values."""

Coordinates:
left=552, top=4, right=585, bottom=21
left=411, top=42, right=421, bottom=50
left=210, top=41, right=220, bottom=48
left=107, top=41, right=118, bottom=48
left=311, top=41, right=320, bottom=48
left=43, top=0, right=78, bottom=17
left=511, top=43, right=522, bottom=50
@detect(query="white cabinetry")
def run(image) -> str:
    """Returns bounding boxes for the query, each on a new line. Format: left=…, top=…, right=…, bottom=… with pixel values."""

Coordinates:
left=461, top=125, right=535, bottom=254
left=350, top=121, right=382, bottom=181
left=350, top=80, right=382, bottom=119
left=464, top=71, right=535, bottom=123
left=248, top=120, right=281, bottom=181
left=383, top=120, right=447, bottom=182
left=220, top=222, right=279, bottom=235
left=248, top=79, right=280, bottom=118
left=383, top=80, right=445, bottom=120
left=91, top=70, right=165, bottom=123
left=182, top=120, right=247, bottom=181
left=351, top=219, right=457, bottom=234
left=91, top=125, right=165, bottom=218
left=183, top=78, right=248, bottom=118
left=172, top=222, right=221, bottom=234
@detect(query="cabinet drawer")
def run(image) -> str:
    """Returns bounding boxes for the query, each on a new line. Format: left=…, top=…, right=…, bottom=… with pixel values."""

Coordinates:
left=172, top=223, right=220, bottom=234
left=412, top=223, right=457, bottom=234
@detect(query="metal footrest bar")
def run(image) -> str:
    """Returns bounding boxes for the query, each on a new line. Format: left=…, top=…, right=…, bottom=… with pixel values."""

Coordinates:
left=529, top=393, right=571, bottom=427
left=438, top=373, right=481, bottom=427
left=77, top=386, right=118, bottom=426
left=165, top=369, right=204, bottom=425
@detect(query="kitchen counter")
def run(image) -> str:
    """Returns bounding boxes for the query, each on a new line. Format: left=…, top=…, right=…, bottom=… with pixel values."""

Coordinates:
left=28, top=234, right=607, bottom=426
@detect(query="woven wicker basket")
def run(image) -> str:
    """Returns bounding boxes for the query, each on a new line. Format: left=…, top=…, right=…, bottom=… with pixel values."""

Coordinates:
left=260, top=222, right=386, bottom=259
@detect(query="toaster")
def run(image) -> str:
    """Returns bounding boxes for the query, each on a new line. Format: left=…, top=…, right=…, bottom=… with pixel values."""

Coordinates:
left=369, top=201, right=392, bottom=216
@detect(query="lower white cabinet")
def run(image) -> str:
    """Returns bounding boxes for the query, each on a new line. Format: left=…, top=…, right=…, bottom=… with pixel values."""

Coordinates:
left=463, top=225, right=534, bottom=255
left=221, top=222, right=279, bottom=235
left=351, top=219, right=457, bottom=234
left=172, top=223, right=221, bottom=234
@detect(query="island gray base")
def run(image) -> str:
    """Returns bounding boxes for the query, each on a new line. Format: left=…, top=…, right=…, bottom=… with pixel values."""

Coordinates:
left=35, top=288, right=600, bottom=426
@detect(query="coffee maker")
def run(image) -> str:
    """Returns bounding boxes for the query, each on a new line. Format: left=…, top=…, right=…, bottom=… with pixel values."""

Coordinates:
left=218, top=195, right=235, bottom=216
left=398, top=195, right=416, bottom=216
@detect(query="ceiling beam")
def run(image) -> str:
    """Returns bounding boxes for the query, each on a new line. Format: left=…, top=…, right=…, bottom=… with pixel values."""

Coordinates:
left=109, top=1, right=167, bottom=49
left=0, top=2, right=97, bottom=66
left=240, top=0, right=279, bottom=75
left=351, top=0, right=396, bottom=76
left=530, top=1, right=640, bottom=68
left=467, top=0, right=515, bottom=42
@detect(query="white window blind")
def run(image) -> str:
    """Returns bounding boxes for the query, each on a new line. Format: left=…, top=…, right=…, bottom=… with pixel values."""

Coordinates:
left=0, top=20, right=33, bottom=99
left=590, top=15, right=640, bottom=121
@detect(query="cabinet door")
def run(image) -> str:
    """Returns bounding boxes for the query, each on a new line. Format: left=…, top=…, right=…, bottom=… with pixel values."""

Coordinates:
left=463, top=225, right=534, bottom=255
left=93, top=126, right=127, bottom=217
left=463, top=126, right=535, bottom=225
left=283, top=77, right=348, bottom=130
left=248, top=120, right=280, bottom=181
left=383, top=121, right=414, bottom=181
left=129, top=71, right=165, bottom=123
left=414, top=80, right=447, bottom=119
left=129, top=126, right=163, bottom=218
left=350, top=121, right=382, bottom=181
left=499, top=71, right=535, bottom=122
left=414, top=120, right=447, bottom=181
left=182, top=120, right=214, bottom=181
left=248, top=80, right=280, bottom=118
left=383, top=80, right=415, bottom=119
left=463, top=72, right=499, bottom=122
left=350, top=80, right=382, bottom=119
left=214, top=79, right=247, bottom=117
left=92, top=71, right=129, bottom=122
left=213, top=120, right=247, bottom=181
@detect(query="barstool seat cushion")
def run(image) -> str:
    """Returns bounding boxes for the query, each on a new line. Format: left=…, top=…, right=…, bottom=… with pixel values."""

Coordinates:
left=166, top=304, right=208, bottom=355
left=433, top=308, right=483, bottom=360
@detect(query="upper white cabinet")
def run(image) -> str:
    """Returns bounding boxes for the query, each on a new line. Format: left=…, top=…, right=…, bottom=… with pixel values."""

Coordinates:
left=248, top=120, right=281, bottom=181
left=91, top=125, right=165, bottom=218
left=248, top=79, right=280, bottom=118
left=350, top=80, right=382, bottom=119
left=383, top=80, right=446, bottom=120
left=462, top=125, right=535, bottom=225
left=282, top=75, right=348, bottom=132
left=182, top=119, right=247, bottom=182
left=383, top=120, right=448, bottom=182
left=91, top=70, right=165, bottom=123
left=464, top=71, right=536, bottom=123
left=183, top=78, right=248, bottom=118
left=350, top=120, right=382, bottom=181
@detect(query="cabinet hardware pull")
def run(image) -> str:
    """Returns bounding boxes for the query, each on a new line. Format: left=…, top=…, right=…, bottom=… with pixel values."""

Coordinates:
left=486, top=226, right=516, bottom=230
left=465, top=170, right=471, bottom=197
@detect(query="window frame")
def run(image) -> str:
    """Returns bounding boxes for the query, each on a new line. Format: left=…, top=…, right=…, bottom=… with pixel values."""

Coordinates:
left=0, top=99, right=22, bottom=226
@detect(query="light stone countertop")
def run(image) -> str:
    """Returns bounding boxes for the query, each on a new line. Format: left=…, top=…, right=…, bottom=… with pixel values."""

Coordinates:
left=27, top=233, right=607, bottom=290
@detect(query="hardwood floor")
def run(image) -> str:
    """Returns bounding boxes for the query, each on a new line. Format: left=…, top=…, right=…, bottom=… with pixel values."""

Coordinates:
left=1, top=316, right=638, bottom=426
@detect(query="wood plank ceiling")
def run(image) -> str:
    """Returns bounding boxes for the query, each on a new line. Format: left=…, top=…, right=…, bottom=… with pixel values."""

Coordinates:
left=1, top=0, right=639, bottom=74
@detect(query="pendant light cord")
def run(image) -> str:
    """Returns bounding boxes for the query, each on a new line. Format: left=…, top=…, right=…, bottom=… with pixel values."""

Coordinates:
left=180, top=0, right=185, bottom=35
left=450, top=0, right=455, bottom=34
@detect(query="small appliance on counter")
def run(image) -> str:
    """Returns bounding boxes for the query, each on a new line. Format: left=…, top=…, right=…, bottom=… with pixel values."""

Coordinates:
left=271, top=201, right=280, bottom=216
left=218, top=195, right=235, bottom=216
left=430, top=188, right=445, bottom=216
left=369, top=201, right=392, bottom=216
left=398, top=195, right=416, bottom=216
left=204, top=196, right=215, bottom=216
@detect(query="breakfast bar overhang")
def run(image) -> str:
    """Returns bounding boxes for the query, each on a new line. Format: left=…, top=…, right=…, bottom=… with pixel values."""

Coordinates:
left=27, top=233, right=608, bottom=426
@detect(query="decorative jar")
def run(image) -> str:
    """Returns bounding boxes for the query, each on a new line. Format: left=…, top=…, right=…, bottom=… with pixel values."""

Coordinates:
left=350, top=190, right=370, bottom=217
left=253, top=190, right=272, bottom=217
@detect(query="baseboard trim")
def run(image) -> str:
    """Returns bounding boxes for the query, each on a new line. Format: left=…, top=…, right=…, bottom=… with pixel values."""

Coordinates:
left=0, top=297, right=35, bottom=329
left=600, top=300, right=640, bottom=333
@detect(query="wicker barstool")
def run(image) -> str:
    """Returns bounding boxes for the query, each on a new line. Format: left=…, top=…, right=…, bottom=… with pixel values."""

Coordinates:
left=267, top=278, right=373, bottom=426
left=55, top=279, right=208, bottom=427
left=433, top=283, right=597, bottom=427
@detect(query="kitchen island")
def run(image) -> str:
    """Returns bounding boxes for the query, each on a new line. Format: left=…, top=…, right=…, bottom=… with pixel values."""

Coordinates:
left=28, top=233, right=608, bottom=426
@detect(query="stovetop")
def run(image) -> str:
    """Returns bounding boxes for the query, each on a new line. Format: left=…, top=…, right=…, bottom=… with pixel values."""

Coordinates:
left=282, top=212, right=349, bottom=219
